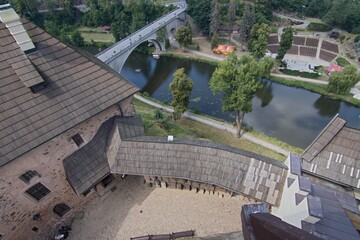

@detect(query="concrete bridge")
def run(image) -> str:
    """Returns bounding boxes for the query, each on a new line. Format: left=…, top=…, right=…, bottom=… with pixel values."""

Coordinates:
left=96, top=3, right=187, bottom=73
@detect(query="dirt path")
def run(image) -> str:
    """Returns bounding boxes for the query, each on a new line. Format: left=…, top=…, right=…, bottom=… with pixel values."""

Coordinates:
left=68, top=176, right=248, bottom=240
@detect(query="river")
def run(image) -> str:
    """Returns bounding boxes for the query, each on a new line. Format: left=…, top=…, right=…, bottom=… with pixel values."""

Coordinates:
left=121, top=52, right=360, bottom=149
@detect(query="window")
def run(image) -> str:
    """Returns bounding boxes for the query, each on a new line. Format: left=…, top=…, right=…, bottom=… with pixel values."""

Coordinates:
left=53, top=203, right=71, bottom=217
left=71, top=134, right=84, bottom=147
left=19, top=170, right=39, bottom=184
left=30, top=83, right=45, bottom=93
left=25, top=183, right=51, bottom=201
left=32, top=227, right=39, bottom=232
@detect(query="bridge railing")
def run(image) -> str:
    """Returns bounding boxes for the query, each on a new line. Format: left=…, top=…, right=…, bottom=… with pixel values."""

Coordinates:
left=96, top=3, right=186, bottom=58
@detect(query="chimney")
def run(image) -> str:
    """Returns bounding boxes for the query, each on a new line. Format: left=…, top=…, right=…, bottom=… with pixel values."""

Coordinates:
left=0, top=4, right=36, bottom=52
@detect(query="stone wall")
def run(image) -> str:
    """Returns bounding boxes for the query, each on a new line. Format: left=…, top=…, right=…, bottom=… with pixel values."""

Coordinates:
left=0, top=101, right=133, bottom=240
left=143, top=176, right=259, bottom=203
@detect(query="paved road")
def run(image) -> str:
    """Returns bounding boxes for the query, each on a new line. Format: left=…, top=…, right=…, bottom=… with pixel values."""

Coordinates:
left=134, top=94, right=290, bottom=156
left=96, top=4, right=187, bottom=63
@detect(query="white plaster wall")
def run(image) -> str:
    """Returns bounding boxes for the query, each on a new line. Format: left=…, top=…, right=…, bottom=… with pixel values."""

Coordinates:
left=271, top=157, right=310, bottom=228
left=0, top=104, right=124, bottom=240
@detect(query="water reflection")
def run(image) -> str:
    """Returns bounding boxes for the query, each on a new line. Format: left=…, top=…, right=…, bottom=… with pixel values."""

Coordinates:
left=256, top=79, right=274, bottom=107
left=121, top=52, right=360, bottom=148
left=313, top=95, right=341, bottom=117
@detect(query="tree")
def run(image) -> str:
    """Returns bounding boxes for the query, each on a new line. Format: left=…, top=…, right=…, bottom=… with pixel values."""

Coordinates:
left=327, top=65, right=360, bottom=94
left=227, top=0, right=237, bottom=43
left=12, top=0, right=39, bottom=18
left=71, top=30, right=84, bottom=47
left=239, top=4, right=255, bottom=42
left=248, top=23, right=271, bottom=59
left=175, top=26, right=192, bottom=48
left=210, top=0, right=220, bottom=37
left=210, top=53, right=274, bottom=136
left=169, top=68, right=193, bottom=120
left=187, top=0, right=211, bottom=36
left=44, top=20, right=60, bottom=37
left=277, top=27, right=294, bottom=60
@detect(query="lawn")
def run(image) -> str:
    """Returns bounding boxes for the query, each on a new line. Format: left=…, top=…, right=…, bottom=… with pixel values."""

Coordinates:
left=78, top=27, right=115, bottom=43
left=133, top=98, right=289, bottom=161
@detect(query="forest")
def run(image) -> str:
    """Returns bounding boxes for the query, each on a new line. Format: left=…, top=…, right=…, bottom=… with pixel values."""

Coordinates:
left=188, top=0, right=360, bottom=35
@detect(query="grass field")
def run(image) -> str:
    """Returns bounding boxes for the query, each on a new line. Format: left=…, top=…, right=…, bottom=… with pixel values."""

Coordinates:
left=133, top=98, right=292, bottom=161
left=78, top=27, right=115, bottom=43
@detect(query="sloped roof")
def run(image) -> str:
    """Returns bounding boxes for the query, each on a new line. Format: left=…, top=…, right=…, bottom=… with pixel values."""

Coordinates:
left=63, top=115, right=145, bottom=195
left=302, top=183, right=360, bottom=240
left=302, top=115, right=360, bottom=189
left=0, top=19, right=138, bottom=166
left=64, top=115, right=287, bottom=205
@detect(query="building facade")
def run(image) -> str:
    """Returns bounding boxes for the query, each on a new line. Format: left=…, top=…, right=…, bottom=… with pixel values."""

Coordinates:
left=0, top=6, right=138, bottom=240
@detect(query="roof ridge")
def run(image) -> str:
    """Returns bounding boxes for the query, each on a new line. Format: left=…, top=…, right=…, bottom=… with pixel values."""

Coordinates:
left=301, top=114, right=345, bottom=162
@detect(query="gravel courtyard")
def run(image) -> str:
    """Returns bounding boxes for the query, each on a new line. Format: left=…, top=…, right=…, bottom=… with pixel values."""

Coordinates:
left=68, top=176, right=249, bottom=240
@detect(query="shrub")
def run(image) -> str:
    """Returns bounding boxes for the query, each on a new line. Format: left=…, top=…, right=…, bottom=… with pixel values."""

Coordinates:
left=336, top=57, right=351, bottom=67
left=354, top=35, right=360, bottom=43
left=307, top=22, right=331, bottom=32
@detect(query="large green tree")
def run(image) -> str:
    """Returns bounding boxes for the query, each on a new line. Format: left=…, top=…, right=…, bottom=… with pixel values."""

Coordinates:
left=175, top=26, right=192, bottom=48
left=248, top=23, right=271, bottom=59
left=169, top=68, right=193, bottom=120
left=187, top=0, right=211, bottom=36
left=239, top=4, right=255, bottom=42
left=327, top=65, right=360, bottom=94
left=227, top=0, right=237, bottom=43
left=210, top=0, right=220, bottom=37
left=210, top=53, right=274, bottom=136
left=277, top=27, right=294, bottom=60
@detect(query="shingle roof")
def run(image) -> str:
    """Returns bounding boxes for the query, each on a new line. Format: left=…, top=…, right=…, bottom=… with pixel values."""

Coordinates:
left=64, top=115, right=288, bottom=205
left=63, top=117, right=115, bottom=195
left=0, top=19, right=139, bottom=166
left=302, top=183, right=360, bottom=240
left=301, top=115, right=360, bottom=189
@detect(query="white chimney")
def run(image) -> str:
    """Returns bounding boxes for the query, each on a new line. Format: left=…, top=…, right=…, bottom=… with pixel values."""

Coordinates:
left=0, top=4, right=36, bottom=52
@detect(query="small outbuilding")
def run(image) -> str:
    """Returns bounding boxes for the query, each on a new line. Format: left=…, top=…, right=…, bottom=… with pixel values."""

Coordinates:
left=327, top=63, right=344, bottom=76
left=101, top=25, right=111, bottom=33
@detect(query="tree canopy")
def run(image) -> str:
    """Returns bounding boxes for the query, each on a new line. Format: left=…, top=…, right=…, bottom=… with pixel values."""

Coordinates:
left=239, top=4, right=256, bottom=42
left=187, top=0, right=211, bottom=36
left=210, top=53, right=274, bottom=136
left=277, top=27, right=294, bottom=60
left=248, top=23, right=271, bottom=59
left=169, top=68, right=193, bottom=120
left=175, top=26, right=192, bottom=48
left=327, top=65, right=360, bottom=94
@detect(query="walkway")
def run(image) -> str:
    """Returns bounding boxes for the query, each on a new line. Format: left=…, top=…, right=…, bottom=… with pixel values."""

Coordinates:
left=134, top=94, right=290, bottom=156
left=182, top=49, right=328, bottom=85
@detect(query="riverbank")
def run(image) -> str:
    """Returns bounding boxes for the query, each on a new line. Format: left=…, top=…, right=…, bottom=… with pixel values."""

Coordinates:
left=162, top=48, right=360, bottom=107
left=134, top=94, right=300, bottom=158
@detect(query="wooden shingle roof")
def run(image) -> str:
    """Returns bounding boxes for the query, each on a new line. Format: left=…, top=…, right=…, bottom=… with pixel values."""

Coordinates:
left=0, top=19, right=138, bottom=166
left=64, top=115, right=288, bottom=205
left=302, top=115, right=360, bottom=189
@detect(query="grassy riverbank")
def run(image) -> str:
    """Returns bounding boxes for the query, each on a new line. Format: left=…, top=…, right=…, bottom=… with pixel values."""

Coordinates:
left=162, top=51, right=360, bottom=107
left=133, top=98, right=301, bottom=161
left=269, top=76, right=360, bottom=107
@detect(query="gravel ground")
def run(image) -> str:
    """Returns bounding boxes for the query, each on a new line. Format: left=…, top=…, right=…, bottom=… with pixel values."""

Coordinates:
left=68, top=176, right=249, bottom=240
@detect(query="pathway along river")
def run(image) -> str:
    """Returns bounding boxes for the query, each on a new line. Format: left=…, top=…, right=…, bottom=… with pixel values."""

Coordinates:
left=121, top=52, right=360, bottom=149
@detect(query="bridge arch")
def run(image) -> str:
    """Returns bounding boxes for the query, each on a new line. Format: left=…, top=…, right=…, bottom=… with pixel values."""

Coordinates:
left=96, top=5, right=187, bottom=73
left=106, top=36, right=165, bottom=73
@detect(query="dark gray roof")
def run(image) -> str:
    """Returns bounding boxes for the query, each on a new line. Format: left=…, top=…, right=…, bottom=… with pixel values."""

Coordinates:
left=64, top=115, right=288, bottom=205
left=63, top=117, right=115, bottom=195
left=302, top=183, right=360, bottom=240
left=301, top=115, right=360, bottom=189
left=0, top=19, right=138, bottom=166
left=113, top=137, right=287, bottom=206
